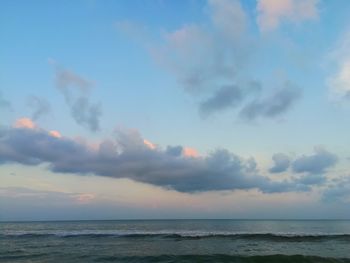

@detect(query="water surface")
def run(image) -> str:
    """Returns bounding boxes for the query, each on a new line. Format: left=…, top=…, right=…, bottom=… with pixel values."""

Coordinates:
left=1, top=220, right=350, bottom=262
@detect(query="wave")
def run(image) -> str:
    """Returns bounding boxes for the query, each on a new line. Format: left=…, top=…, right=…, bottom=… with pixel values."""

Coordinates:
left=94, top=254, right=350, bottom=262
left=2, top=232, right=350, bottom=241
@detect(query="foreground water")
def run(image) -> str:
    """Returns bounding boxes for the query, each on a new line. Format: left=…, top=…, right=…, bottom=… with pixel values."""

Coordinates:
left=1, top=220, right=350, bottom=262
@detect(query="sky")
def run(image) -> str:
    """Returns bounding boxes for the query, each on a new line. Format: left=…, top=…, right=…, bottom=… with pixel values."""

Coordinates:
left=1, top=0, right=350, bottom=221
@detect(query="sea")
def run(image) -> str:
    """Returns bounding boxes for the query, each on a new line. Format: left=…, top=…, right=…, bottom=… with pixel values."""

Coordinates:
left=1, top=220, right=350, bottom=262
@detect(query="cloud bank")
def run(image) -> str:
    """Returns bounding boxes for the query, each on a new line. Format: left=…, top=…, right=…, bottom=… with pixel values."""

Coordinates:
left=0, top=119, right=318, bottom=194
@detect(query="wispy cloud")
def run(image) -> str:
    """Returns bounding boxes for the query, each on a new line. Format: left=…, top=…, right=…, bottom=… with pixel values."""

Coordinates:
left=239, top=84, right=301, bottom=121
left=0, top=91, right=12, bottom=111
left=50, top=60, right=102, bottom=132
left=27, top=96, right=51, bottom=120
left=126, top=0, right=302, bottom=121
left=327, top=28, right=350, bottom=102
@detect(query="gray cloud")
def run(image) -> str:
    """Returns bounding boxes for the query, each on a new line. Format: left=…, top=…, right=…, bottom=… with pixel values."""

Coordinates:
left=53, top=65, right=102, bottom=132
left=267, top=148, right=338, bottom=187
left=0, top=125, right=310, bottom=193
left=292, top=147, right=338, bottom=175
left=166, top=145, right=183, bottom=157
left=199, top=85, right=243, bottom=117
left=27, top=96, right=51, bottom=120
left=290, top=147, right=338, bottom=187
left=239, top=85, right=301, bottom=121
left=269, top=153, right=290, bottom=173
left=296, top=173, right=327, bottom=186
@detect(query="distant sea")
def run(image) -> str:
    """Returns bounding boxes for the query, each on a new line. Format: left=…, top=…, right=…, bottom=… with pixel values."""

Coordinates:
left=1, top=220, right=350, bottom=262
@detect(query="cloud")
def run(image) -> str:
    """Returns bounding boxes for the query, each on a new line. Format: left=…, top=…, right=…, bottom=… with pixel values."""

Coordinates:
left=183, top=147, right=199, bottom=158
left=209, top=0, right=247, bottom=41
left=327, top=29, right=350, bottom=101
left=0, top=187, right=96, bottom=206
left=143, top=139, right=156, bottom=150
left=269, top=153, right=290, bottom=173
left=239, top=84, right=301, bottom=121
left=135, top=0, right=302, bottom=121
left=199, top=85, right=244, bottom=117
left=322, top=177, right=350, bottom=203
left=13, top=117, right=36, bottom=129
left=0, top=91, right=11, bottom=110
left=292, top=147, right=338, bottom=175
left=268, top=147, right=338, bottom=186
left=49, top=130, right=62, bottom=138
left=166, top=145, right=183, bottom=157
left=256, top=0, right=319, bottom=32
left=0, top=121, right=310, bottom=193
left=153, top=0, right=248, bottom=95
left=27, top=96, right=51, bottom=120
left=51, top=61, right=102, bottom=132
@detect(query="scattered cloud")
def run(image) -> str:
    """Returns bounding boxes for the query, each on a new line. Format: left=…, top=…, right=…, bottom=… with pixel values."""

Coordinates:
left=50, top=61, right=102, bottom=132
left=136, top=0, right=302, bottom=121
left=268, top=147, right=338, bottom=186
left=0, top=120, right=313, bottom=193
left=27, top=96, right=51, bottom=121
left=269, top=153, right=290, bottom=173
left=256, top=0, right=319, bottom=32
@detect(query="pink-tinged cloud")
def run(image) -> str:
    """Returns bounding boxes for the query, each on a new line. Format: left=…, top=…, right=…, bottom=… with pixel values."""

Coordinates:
left=143, top=139, right=156, bottom=150
left=183, top=147, right=199, bottom=158
left=74, top=193, right=95, bottom=204
left=13, top=118, right=36, bottom=129
left=257, top=0, right=319, bottom=32
left=49, top=130, right=62, bottom=138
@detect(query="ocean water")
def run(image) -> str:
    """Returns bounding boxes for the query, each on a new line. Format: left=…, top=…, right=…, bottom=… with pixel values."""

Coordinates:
left=1, top=220, right=350, bottom=262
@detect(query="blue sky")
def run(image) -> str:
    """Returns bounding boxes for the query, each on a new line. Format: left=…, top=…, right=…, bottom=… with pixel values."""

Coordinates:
left=1, top=0, right=350, bottom=220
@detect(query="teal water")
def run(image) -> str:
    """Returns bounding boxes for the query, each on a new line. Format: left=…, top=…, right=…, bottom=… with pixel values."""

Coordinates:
left=1, top=220, right=350, bottom=262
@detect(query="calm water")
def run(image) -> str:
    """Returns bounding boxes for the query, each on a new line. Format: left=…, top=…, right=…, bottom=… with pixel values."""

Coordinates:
left=1, top=220, right=350, bottom=262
